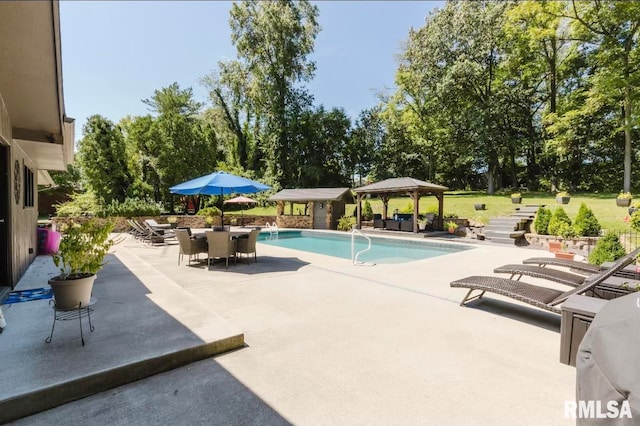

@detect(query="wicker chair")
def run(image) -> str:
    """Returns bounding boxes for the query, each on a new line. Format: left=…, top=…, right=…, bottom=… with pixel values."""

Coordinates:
left=237, top=229, right=260, bottom=263
left=205, top=231, right=236, bottom=269
left=493, top=264, right=586, bottom=288
left=175, top=229, right=208, bottom=265
left=522, top=257, right=601, bottom=275
left=450, top=248, right=640, bottom=314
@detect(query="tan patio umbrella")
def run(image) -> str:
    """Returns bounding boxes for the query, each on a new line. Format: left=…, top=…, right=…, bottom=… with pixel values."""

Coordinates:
left=223, top=196, right=259, bottom=226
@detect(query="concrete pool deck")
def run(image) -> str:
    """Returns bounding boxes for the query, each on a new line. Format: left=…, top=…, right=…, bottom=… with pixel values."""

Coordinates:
left=7, top=230, right=576, bottom=425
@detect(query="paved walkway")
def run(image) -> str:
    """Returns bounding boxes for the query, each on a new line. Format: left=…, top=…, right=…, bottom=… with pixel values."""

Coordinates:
left=5, top=231, right=576, bottom=425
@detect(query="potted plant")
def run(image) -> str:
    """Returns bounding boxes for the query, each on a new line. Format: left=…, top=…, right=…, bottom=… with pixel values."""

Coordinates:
left=616, top=191, right=633, bottom=207
left=49, top=218, right=115, bottom=309
left=166, top=216, right=178, bottom=229
left=511, top=192, right=522, bottom=204
left=205, top=216, right=215, bottom=228
left=446, top=221, right=458, bottom=234
left=418, top=217, right=428, bottom=231
left=629, top=201, right=640, bottom=216
left=474, top=203, right=486, bottom=210
left=556, top=191, right=571, bottom=204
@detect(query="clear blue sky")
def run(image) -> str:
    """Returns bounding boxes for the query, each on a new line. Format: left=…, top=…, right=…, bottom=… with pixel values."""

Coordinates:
left=60, top=1, right=443, bottom=139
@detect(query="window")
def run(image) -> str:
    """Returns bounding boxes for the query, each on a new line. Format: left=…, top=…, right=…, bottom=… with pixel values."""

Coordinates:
left=23, top=165, right=34, bottom=207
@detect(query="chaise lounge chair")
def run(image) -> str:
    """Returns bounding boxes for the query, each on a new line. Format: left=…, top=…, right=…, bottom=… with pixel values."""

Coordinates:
left=493, top=264, right=586, bottom=287
left=521, top=257, right=600, bottom=275
left=450, top=248, right=640, bottom=314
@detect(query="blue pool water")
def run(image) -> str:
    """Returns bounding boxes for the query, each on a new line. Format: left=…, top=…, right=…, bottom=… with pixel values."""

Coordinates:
left=257, top=230, right=472, bottom=264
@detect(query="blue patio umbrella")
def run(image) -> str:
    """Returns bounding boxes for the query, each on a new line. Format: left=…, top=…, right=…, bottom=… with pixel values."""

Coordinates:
left=169, top=171, right=270, bottom=225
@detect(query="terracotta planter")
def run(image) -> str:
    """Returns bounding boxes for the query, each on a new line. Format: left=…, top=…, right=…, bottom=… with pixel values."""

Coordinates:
left=448, top=227, right=457, bottom=234
left=48, top=273, right=96, bottom=309
left=555, top=252, right=575, bottom=260
left=616, top=198, right=632, bottom=207
left=548, top=241, right=563, bottom=253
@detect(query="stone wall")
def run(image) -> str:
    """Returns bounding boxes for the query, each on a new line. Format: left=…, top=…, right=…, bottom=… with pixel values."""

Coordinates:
left=277, top=215, right=313, bottom=229
left=525, top=233, right=599, bottom=255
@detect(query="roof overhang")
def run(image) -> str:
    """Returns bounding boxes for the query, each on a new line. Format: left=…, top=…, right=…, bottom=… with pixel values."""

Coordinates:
left=0, top=0, right=74, bottom=170
left=269, top=188, right=355, bottom=204
left=354, top=177, right=448, bottom=196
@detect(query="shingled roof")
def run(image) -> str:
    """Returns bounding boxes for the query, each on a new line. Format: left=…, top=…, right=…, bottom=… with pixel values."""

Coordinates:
left=269, top=188, right=354, bottom=203
left=354, top=177, right=448, bottom=194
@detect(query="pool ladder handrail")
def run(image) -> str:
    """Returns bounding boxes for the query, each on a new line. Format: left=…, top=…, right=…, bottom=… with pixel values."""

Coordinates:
left=351, top=228, right=375, bottom=266
left=266, top=222, right=279, bottom=236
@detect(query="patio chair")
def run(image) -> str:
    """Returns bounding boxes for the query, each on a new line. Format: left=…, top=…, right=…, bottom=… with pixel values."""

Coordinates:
left=205, top=230, right=236, bottom=269
left=521, top=257, right=601, bottom=275
left=175, top=229, right=208, bottom=265
left=450, top=248, right=640, bottom=314
left=237, top=229, right=260, bottom=263
left=493, top=264, right=586, bottom=288
left=144, top=219, right=172, bottom=230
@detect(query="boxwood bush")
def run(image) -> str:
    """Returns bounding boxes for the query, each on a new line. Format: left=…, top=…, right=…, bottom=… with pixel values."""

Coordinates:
left=534, top=206, right=552, bottom=235
left=588, top=232, right=626, bottom=265
left=573, top=203, right=601, bottom=237
left=547, top=207, right=572, bottom=236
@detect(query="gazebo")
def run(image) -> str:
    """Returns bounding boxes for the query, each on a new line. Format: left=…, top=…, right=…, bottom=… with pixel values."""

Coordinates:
left=353, top=177, right=448, bottom=233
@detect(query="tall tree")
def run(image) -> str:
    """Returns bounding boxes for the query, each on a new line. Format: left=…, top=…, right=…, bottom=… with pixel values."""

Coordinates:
left=228, top=0, right=320, bottom=187
left=77, top=115, right=132, bottom=204
left=564, top=1, right=640, bottom=193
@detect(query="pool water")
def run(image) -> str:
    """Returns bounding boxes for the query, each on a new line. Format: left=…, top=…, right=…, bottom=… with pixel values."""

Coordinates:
left=257, top=230, right=472, bottom=264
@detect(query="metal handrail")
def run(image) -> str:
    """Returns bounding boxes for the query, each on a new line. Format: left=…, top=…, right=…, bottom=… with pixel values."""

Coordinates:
left=351, top=228, right=375, bottom=266
left=266, top=222, right=279, bottom=236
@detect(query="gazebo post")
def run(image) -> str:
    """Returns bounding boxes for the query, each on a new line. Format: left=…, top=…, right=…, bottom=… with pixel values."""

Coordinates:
left=356, top=193, right=363, bottom=229
left=381, top=195, right=389, bottom=220
left=412, top=190, right=419, bottom=234
left=437, top=193, right=444, bottom=231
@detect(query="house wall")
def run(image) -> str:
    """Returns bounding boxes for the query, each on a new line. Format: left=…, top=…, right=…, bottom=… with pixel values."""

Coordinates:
left=0, top=91, right=38, bottom=286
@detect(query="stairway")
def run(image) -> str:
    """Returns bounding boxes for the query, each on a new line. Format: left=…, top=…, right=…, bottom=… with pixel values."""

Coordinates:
left=482, top=205, right=541, bottom=245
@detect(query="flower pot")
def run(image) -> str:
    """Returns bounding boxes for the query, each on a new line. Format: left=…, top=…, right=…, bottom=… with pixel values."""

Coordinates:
left=511, top=197, right=522, bottom=204
left=548, top=241, right=563, bottom=253
left=629, top=207, right=639, bottom=216
left=48, top=273, right=96, bottom=309
left=474, top=203, right=486, bottom=210
left=448, top=227, right=457, bottom=234
left=555, top=252, right=575, bottom=260
left=556, top=196, right=570, bottom=205
left=616, top=198, right=631, bottom=207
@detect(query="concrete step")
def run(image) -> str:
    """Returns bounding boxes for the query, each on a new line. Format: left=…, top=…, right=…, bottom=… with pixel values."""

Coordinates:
left=0, top=249, right=245, bottom=424
left=484, top=230, right=526, bottom=239
left=486, top=236, right=521, bottom=245
left=484, top=224, right=518, bottom=232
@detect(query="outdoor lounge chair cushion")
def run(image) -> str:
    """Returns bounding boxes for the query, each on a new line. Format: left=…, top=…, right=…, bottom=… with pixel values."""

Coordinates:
left=576, top=292, right=640, bottom=422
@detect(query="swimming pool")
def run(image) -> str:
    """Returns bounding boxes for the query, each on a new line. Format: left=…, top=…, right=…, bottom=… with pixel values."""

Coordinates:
left=257, top=230, right=472, bottom=264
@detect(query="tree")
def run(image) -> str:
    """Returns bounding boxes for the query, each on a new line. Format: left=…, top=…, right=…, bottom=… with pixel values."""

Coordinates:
left=565, top=1, right=640, bottom=193
left=142, top=83, right=219, bottom=211
left=77, top=115, right=132, bottom=205
left=228, top=0, right=320, bottom=187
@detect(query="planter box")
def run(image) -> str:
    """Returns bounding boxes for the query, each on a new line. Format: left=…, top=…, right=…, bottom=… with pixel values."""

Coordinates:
left=616, top=198, right=632, bottom=207
left=511, top=198, right=522, bottom=204
left=556, top=196, right=571, bottom=205
left=548, top=241, right=563, bottom=253
left=474, top=203, right=486, bottom=210
left=629, top=207, right=639, bottom=216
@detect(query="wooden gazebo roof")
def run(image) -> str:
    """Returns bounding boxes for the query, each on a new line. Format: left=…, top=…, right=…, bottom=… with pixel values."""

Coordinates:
left=354, top=177, right=448, bottom=195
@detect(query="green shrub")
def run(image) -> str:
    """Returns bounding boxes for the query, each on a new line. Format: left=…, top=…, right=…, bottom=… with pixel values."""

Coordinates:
left=196, top=207, right=221, bottom=217
left=588, top=233, right=627, bottom=265
left=548, top=207, right=572, bottom=236
left=337, top=215, right=356, bottom=231
left=400, top=202, right=414, bottom=214
left=101, top=198, right=162, bottom=217
left=54, top=192, right=103, bottom=217
left=631, top=211, right=640, bottom=233
left=534, top=206, right=552, bottom=235
left=362, top=200, right=374, bottom=221
left=573, top=203, right=601, bottom=237
left=555, top=222, right=577, bottom=239
left=424, top=205, right=439, bottom=215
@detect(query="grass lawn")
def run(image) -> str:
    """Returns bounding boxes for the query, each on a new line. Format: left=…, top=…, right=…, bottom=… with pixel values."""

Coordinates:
left=238, top=192, right=634, bottom=233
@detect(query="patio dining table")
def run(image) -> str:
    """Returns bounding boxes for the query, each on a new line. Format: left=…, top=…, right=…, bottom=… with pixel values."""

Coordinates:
left=192, top=231, right=250, bottom=240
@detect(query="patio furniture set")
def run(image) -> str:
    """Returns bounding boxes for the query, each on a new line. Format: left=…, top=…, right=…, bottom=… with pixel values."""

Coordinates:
left=174, top=228, right=260, bottom=269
